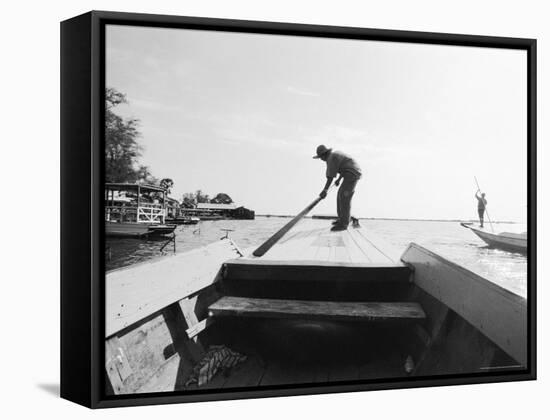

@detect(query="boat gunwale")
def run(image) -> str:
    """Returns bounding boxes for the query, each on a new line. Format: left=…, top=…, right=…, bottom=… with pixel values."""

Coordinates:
left=225, top=258, right=407, bottom=269
left=401, top=242, right=526, bottom=304
left=460, top=222, right=527, bottom=245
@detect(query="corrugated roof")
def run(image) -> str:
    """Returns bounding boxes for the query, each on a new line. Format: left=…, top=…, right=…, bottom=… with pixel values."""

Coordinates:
left=196, top=203, right=237, bottom=210
left=105, top=183, right=166, bottom=192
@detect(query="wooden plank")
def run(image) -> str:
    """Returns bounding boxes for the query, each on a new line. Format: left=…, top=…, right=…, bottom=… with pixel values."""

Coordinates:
left=308, top=363, right=330, bottom=384
left=253, top=195, right=327, bottom=256
left=209, top=297, right=426, bottom=322
left=260, top=360, right=290, bottom=386
left=314, top=240, right=331, bottom=261
left=262, top=228, right=321, bottom=261
left=135, top=354, right=181, bottom=394
left=106, top=239, right=240, bottom=337
left=224, top=258, right=407, bottom=269
left=179, top=295, right=200, bottom=327
left=105, top=337, right=133, bottom=394
left=401, top=243, right=527, bottom=366
left=257, top=224, right=398, bottom=264
left=179, top=287, right=220, bottom=338
left=259, top=359, right=317, bottom=387
left=341, top=229, right=370, bottom=263
left=109, top=312, right=176, bottom=394
left=354, top=229, right=402, bottom=262
left=332, top=231, right=352, bottom=263
left=223, top=259, right=411, bottom=284
left=222, top=356, right=266, bottom=389
left=328, top=362, right=359, bottom=383
left=348, top=228, right=391, bottom=262
left=347, top=228, right=374, bottom=262
left=185, top=318, right=215, bottom=339
left=357, top=358, right=405, bottom=380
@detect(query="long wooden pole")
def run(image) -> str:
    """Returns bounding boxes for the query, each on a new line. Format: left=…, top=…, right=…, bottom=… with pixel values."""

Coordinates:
left=253, top=190, right=332, bottom=257
left=474, top=176, right=494, bottom=232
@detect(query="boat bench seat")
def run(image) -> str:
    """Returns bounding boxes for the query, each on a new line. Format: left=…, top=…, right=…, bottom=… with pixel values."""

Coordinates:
left=208, top=296, right=426, bottom=322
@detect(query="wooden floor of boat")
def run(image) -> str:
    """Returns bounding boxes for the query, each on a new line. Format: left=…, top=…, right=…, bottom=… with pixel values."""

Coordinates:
left=182, top=354, right=408, bottom=391
left=182, top=319, right=411, bottom=391
left=142, top=348, right=409, bottom=393
left=243, top=218, right=400, bottom=264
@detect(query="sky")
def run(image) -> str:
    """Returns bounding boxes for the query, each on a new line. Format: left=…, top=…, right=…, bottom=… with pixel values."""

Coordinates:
left=106, top=25, right=527, bottom=222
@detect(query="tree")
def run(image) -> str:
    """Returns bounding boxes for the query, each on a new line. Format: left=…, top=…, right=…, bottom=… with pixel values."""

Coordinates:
left=181, top=193, right=196, bottom=208
left=160, top=178, right=174, bottom=194
left=105, top=87, right=154, bottom=183
left=211, top=193, right=234, bottom=204
left=135, top=165, right=158, bottom=186
left=195, top=190, right=210, bottom=203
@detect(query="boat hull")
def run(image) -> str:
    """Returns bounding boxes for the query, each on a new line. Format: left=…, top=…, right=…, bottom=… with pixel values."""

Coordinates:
left=401, top=242, right=527, bottom=370
left=461, top=222, right=527, bottom=254
left=106, top=222, right=176, bottom=237
left=105, top=222, right=150, bottom=237
left=166, top=217, right=199, bottom=225
left=147, top=224, right=177, bottom=235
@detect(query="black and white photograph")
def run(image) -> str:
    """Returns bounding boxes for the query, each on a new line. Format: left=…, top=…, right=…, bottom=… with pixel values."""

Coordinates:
left=103, top=20, right=531, bottom=398
left=3, top=0, right=549, bottom=416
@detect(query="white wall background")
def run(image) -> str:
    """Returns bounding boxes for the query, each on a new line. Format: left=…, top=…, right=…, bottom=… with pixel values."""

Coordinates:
left=0, top=0, right=547, bottom=418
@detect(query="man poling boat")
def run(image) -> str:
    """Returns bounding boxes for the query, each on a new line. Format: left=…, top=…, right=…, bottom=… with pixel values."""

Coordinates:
left=473, top=176, right=494, bottom=232
left=475, top=189, right=488, bottom=228
left=313, top=145, right=362, bottom=231
left=462, top=177, right=527, bottom=254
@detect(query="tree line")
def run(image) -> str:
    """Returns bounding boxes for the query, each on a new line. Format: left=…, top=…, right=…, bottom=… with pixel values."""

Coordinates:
left=181, top=191, right=234, bottom=207
left=105, top=87, right=233, bottom=206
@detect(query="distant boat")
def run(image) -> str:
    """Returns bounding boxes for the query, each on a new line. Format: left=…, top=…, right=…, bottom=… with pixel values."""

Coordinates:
left=460, top=222, right=527, bottom=254
left=312, top=214, right=338, bottom=220
left=166, top=216, right=200, bottom=225
left=198, top=215, right=225, bottom=221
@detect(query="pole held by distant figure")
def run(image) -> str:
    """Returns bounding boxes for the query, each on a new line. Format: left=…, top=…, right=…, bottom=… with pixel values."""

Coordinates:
left=474, top=176, right=494, bottom=232
left=252, top=188, right=333, bottom=257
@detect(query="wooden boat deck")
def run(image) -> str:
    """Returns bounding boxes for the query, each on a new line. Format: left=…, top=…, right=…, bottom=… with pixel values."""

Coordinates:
left=243, top=218, right=399, bottom=264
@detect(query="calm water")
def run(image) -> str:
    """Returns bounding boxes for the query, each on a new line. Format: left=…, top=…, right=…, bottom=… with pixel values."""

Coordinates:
left=106, top=217, right=527, bottom=298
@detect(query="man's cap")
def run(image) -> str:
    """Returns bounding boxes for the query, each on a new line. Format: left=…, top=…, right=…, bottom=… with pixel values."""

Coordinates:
left=313, top=145, right=332, bottom=159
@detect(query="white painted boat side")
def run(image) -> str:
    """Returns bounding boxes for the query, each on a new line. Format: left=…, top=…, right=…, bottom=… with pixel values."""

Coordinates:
left=474, top=229, right=527, bottom=249
left=105, top=239, right=242, bottom=337
left=461, top=223, right=527, bottom=252
left=401, top=242, right=527, bottom=366
left=105, top=222, right=150, bottom=237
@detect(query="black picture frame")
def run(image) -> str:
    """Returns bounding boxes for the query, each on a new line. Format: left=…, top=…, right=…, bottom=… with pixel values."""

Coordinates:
left=61, top=10, right=537, bottom=409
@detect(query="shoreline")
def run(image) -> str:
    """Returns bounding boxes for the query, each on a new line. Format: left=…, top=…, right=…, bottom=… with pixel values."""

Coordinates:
left=256, top=215, right=520, bottom=224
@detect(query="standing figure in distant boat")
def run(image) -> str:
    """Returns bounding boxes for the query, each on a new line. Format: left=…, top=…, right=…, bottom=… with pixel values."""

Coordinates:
left=475, top=189, right=488, bottom=228
left=314, top=145, right=362, bottom=231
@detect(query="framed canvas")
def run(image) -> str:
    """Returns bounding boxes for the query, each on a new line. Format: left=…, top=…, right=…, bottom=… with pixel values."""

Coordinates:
left=60, top=11, right=536, bottom=408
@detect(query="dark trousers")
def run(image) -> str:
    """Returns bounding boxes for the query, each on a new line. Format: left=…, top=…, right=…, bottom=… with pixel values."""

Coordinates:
left=337, top=174, right=360, bottom=227
left=478, top=208, right=485, bottom=225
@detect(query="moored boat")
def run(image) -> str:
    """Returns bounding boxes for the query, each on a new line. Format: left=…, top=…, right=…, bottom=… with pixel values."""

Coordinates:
left=105, top=219, right=527, bottom=395
left=105, top=183, right=176, bottom=237
left=166, top=216, right=200, bottom=225
left=461, top=222, right=527, bottom=254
